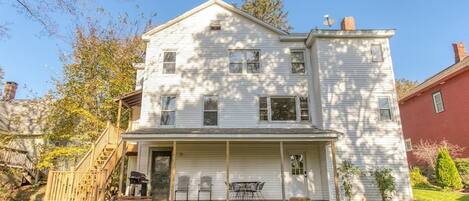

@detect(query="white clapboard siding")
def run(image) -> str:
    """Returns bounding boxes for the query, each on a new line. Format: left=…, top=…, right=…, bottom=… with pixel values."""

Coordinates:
left=315, top=38, right=412, bottom=201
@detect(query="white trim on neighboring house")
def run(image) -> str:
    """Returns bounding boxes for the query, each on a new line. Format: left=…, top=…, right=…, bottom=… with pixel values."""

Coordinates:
left=142, top=0, right=288, bottom=40
left=305, top=29, right=396, bottom=47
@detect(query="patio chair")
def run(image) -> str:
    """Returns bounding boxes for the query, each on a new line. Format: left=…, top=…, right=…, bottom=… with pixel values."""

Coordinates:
left=198, top=176, right=212, bottom=201
left=254, top=182, right=265, bottom=200
left=175, top=176, right=190, bottom=201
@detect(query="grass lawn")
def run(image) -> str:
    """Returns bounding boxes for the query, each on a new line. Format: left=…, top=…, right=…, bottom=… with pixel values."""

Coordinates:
left=413, top=186, right=469, bottom=201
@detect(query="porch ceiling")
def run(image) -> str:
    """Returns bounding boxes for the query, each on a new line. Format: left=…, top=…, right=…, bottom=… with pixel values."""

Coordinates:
left=122, top=127, right=341, bottom=141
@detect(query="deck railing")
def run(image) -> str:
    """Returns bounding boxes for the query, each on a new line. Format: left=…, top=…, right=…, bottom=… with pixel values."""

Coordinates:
left=0, top=146, right=39, bottom=181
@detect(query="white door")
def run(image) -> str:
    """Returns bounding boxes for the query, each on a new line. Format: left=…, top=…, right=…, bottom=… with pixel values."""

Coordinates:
left=288, top=152, right=309, bottom=198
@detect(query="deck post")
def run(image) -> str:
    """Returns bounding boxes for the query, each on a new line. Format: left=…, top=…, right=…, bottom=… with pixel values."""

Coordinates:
left=225, top=141, right=230, bottom=201
left=279, top=141, right=286, bottom=201
left=118, top=141, right=127, bottom=196
left=170, top=141, right=177, bottom=201
left=331, top=141, right=340, bottom=201
left=116, top=100, right=123, bottom=130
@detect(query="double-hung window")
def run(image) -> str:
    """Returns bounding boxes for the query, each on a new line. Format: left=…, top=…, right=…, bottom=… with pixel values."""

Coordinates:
left=432, top=91, right=444, bottom=113
left=291, top=50, right=306, bottom=74
left=203, top=96, right=218, bottom=126
left=259, top=96, right=309, bottom=122
left=163, top=52, right=176, bottom=74
left=160, top=96, right=176, bottom=125
left=378, top=96, right=392, bottom=120
left=229, top=50, right=260, bottom=73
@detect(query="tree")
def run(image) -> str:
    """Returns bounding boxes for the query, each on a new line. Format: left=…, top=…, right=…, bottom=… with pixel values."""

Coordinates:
left=395, top=78, right=418, bottom=99
left=435, top=147, right=463, bottom=190
left=240, top=0, right=291, bottom=32
left=39, top=24, right=145, bottom=169
left=413, top=140, right=464, bottom=170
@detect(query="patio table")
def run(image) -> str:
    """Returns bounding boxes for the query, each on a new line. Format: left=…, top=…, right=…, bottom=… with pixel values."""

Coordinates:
left=229, top=181, right=263, bottom=200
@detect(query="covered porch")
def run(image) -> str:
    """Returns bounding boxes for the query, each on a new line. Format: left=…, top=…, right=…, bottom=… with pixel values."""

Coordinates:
left=121, top=128, right=341, bottom=201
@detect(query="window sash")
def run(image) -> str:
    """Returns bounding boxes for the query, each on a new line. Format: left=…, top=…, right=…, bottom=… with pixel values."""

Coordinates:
left=229, top=50, right=260, bottom=74
left=203, top=96, right=218, bottom=126
left=300, top=97, right=309, bottom=121
left=163, top=52, right=176, bottom=74
left=271, top=97, right=297, bottom=121
left=291, top=50, right=306, bottom=74
left=259, top=96, right=309, bottom=122
left=432, top=92, right=444, bottom=113
left=378, top=97, right=392, bottom=120
left=160, top=96, right=176, bottom=125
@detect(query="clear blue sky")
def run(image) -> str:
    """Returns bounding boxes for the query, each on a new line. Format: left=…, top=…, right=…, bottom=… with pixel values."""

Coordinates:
left=1, top=0, right=468, bottom=98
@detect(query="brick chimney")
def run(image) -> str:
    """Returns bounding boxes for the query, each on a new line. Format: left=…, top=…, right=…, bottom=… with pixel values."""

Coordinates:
left=341, top=16, right=356, bottom=31
left=453, top=42, right=467, bottom=63
left=3, top=81, right=18, bottom=101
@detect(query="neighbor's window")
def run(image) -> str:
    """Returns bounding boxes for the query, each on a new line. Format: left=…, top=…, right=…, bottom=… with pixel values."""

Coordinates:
left=229, top=50, right=260, bottom=73
left=432, top=91, right=444, bottom=113
left=299, top=97, right=309, bottom=121
left=290, top=154, right=305, bottom=175
left=405, top=139, right=412, bottom=152
left=378, top=96, right=392, bottom=120
left=163, top=52, right=176, bottom=74
left=259, top=97, right=268, bottom=121
left=160, top=96, right=176, bottom=125
left=291, top=50, right=306, bottom=73
left=371, top=44, right=383, bottom=62
left=203, top=96, right=218, bottom=126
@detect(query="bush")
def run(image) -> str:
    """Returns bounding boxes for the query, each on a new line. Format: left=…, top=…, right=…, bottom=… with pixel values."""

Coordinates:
left=455, top=159, right=469, bottom=186
left=373, top=168, right=396, bottom=201
left=338, top=160, right=361, bottom=201
left=435, top=148, right=463, bottom=190
left=410, top=167, right=430, bottom=187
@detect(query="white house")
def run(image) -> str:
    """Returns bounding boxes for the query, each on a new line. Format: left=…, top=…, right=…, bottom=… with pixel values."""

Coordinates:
left=118, top=0, right=413, bottom=200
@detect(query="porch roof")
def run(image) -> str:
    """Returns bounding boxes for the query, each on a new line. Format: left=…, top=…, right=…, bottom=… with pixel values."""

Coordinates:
left=122, top=127, right=341, bottom=141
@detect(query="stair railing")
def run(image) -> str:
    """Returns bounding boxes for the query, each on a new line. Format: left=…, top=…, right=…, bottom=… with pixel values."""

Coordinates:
left=0, top=146, right=39, bottom=182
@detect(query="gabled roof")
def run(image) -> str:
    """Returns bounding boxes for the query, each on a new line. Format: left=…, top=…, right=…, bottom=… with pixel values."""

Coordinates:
left=142, top=0, right=288, bottom=40
left=399, top=56, right=469, bottom=103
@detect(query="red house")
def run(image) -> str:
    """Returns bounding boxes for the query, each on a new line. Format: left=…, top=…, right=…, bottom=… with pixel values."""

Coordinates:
left=399, top=42, right=469, bottom=165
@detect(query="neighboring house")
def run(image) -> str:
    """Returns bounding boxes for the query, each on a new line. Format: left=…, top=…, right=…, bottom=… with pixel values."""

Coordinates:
left=46, top=0, right=412, bottom=200
left=399, top=42, right=469, bottom=165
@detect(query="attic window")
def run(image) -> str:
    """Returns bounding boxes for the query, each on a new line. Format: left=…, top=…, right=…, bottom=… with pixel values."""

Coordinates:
left=210, top=20, right=221, bottom=30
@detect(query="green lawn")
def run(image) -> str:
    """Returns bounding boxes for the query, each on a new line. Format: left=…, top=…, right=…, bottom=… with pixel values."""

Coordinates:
left=413, top=187, right=469, bottom=201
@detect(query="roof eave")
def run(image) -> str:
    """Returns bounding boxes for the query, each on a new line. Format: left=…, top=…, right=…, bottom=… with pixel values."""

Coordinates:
left=306, top=29, right=396, bottom=47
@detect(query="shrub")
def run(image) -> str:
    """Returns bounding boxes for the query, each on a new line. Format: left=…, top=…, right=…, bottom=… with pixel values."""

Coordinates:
left=410, top=167, right=429, bottom=187
left=338, top=160, right=361, bottom=201
left=373, top=168, right=396, bottom=201
left=413, top=140, right=464, bottom=170
left=435, top=148, right=463, bottom=190
left=455, top=159, right=469, bottom=185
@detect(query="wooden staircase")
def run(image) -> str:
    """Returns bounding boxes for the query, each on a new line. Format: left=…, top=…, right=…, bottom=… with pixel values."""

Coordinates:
left=44, top=123, right=125, bottom=201
left=0, top=146, right=41, bottom=184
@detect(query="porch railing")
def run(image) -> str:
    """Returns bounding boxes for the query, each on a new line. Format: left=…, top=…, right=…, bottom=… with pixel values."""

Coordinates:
left=0, top=146, right=39, bottom=182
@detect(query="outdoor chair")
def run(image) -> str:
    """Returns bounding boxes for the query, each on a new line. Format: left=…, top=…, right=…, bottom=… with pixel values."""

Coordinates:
left=175, top=176, right=190, bottom=201
left=254, top=182, right=265, bottom=200
left=198, top=176, right=212, bottom=201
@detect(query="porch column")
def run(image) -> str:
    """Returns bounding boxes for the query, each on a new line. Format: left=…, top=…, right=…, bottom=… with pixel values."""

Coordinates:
left=170, top=141, right=177, bottom=201
left=279, top=141, right=286, bottom=201
left=331, top=141, right=340, bottom=201
left=116, top=99, right=122, bottom=129
left=225, top=141, right=230, bottom=201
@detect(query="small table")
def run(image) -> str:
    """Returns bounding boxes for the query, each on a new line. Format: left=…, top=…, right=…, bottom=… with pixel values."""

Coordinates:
left=230, top=181, right=261, bottom=200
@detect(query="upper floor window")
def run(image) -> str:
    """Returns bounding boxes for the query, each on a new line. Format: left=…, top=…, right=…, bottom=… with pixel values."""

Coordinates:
left=160, top=96, right=176, bottom=125
left=229, top=50, right=260, bottom=74
left=291, top=50, right=306, bottom=74
left=203, top=96, right=218, bottom=126
left=378, top=96, right=392, bottom=120
left=371, top=44, right=383, bottom=62
left=432, top=91, right=445, bottom=113
left=163, top=52, right=176, bottom=74
left=259, top=96, right=309, bottom=122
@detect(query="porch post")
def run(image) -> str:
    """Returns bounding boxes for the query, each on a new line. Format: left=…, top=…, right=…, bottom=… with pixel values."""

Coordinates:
left=170, top=141, right=177, bottom=201
left=118, top=141, right=127, bottom=196
left=279, top=141, right=286, bottom=201
left=331, top=141, right=340, bottom=201
left=225, top=141, right=230, bottom=201
left=116, top=100, right=122, bottom=129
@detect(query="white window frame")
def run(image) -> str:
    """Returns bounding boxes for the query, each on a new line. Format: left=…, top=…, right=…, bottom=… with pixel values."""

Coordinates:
left=378, top=96, right=393, bottom=121
left=290, top=49, right=306, bottom=74
left=371, top=44, right=384, bottom=62
left=160, top=95, right=177, bottom=126
left=432, top=91, right=445, bottom=113
left=162, top=51, right=176, bottom=74
left=259, top=96, right=309, bottom=122
left=229, top=49, right=261, bottom=74
left=203, top=95, right=219, bottom=127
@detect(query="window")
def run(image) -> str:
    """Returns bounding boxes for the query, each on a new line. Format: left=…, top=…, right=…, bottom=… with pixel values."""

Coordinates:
left=378, top=96, right=392, bottom=120
left=371, top=44, right=383, bottom=62
left=300, top=97, right=309, bottom=121
left=258, top=96, right=309, bottom=122
left=405, top=139, right=412, bottom=152
left=163, top=52, right=176, bottom=74
left=291, top=50, right=305, bottom=73
left=210, top=20, right=221, bottom=30
left=259, top=97, right=268, bottom=121
left=160, top=96, right=176, bottom=125
left=290, top=154, right=305, bottom=175
left=432, top=91, right=445, bottom=113
left=229, top=50, right=260, bottom=73
left=203, top=96, right=218, bottom=126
